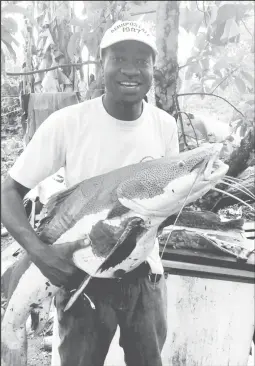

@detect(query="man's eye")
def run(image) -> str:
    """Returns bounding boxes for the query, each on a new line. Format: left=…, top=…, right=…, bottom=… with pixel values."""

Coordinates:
left=113, top=56, right=124, bottom=62
left=137, top=59, right=149, bottom=66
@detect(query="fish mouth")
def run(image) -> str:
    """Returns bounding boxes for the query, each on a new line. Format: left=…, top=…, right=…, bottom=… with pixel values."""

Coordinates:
left=193, top=150, right=228, bottom=182
left=204, top=152, right=228, bottom=181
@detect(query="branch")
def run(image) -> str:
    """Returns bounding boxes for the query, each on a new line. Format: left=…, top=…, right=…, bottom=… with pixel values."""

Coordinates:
left=6, top=61, right=99, bottom=77
left=176, top=92, right=245, bottom=117
left=177, top=111, right=199, bottom=147
left=172, top=95, right=191, bottom=150
left=241, top=18, right=253, bottom=37
left=130, top=10, right=156, bottom=16
left=1, top=108, right=22, bottom=117
left=211, top=66, right=239, bottom=94
left=179, top=60, right=198, bottom=70
left=202, top=1, right=207, bottom=27
left=196, top=1, right=204, bottom=13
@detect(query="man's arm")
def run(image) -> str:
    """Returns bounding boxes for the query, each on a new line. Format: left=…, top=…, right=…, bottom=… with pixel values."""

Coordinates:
left=1, top=175, right=86, bottom=288
left=1, top=108, right=87, bottom=288
left=1, top=176, right=38, bottom=253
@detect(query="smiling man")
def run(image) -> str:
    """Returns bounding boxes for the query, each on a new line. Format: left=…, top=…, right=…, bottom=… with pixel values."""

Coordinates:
left=1, top=21, right=179, bottom=366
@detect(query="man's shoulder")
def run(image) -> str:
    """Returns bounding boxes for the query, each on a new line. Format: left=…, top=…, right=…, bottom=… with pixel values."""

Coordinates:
left=48, top=97, right=102, bottom=128
left=54, top=96, right=102, bottom=117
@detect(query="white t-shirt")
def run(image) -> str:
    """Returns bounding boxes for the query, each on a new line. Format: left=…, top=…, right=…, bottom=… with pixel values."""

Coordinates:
left=10, top=96, right=179, bottom=274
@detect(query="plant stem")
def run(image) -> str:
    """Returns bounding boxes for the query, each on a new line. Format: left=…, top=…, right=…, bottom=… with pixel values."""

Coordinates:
left=211, top=66, right=240, bottom=94
left=241, top=18, right=253, bottom=37
left=176, top=92, right=245, bottom=117
left=6, top=61, right=99, bottom=77
left=177, top=111, right=199, bottom=147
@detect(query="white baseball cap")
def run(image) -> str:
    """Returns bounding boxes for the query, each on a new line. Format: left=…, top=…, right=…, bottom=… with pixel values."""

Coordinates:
left=100, top=20, right=157, bottom=60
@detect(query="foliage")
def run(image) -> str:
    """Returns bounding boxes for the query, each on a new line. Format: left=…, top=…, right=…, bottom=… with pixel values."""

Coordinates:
left=178, top=1, right=254, bottom=99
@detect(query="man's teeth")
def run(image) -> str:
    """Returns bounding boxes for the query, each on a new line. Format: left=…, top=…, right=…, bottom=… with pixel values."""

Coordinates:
left=120, top=82, right=139, bottom=86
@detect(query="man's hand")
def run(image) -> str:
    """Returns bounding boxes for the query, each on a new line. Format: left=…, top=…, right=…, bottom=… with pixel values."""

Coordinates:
left=30, top=238, right=90, bottom=290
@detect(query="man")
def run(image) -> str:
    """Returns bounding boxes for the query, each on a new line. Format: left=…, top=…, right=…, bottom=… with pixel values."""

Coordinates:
left=85, top=73, right=98, bottom=100
left=1, top=21, right=179, bottom=366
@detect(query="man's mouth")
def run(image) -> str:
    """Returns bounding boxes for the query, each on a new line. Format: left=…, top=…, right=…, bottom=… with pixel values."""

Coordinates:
left=118, top=81, right=141, bottom=89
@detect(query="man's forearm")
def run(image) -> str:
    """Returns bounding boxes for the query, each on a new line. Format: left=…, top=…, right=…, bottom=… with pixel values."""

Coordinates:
left=1, top=185, right=45, bottom=256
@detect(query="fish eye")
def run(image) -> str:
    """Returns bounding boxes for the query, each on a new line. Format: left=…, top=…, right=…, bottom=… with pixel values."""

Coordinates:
left=177, top=160, right=185, bottom=168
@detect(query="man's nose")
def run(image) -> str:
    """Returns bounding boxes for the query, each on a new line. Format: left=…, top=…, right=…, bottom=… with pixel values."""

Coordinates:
left=120, top=65, right=140, bottom=77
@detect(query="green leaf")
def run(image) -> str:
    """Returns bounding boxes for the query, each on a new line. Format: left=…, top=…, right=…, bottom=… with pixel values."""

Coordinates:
left=200, top=58, right=210, bottom=71
left=240, top=70, right=254, bottom=87
left=213, top=58, right=229, bottom=70
left=234, top=76, right=247, bottom=94
left=209, top=78, right=223, bottom=92
left=2, top=4, right=35, bottom=25
left=185, top=63, right=202, bottom=80
left=179, top=8, right=203, bottom=33
left=1, top=17, right=18, bottom=34
left=240, top=124, right=247, bottom=137
left=1, top=39, right=16, bottom=62
left=220, top=18, right=240, bottom=41
left=220, top=79, right=229, bottom=90
left=190, top=83, right=203, bottom=92
left=1, top=29, right=19, bottom=47
left=216, top=4, right=237, bottom=23
left=195, top=33, right=207, bottom=50
left=67, top=32, right=81, bottom=60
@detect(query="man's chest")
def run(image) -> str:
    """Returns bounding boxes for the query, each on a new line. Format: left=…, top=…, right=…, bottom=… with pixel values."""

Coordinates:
left=64, top=120, right=166, bottom=186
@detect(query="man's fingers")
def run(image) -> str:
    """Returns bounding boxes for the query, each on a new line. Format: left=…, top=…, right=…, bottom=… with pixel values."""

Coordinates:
left=56, top=237, right=91, bottom=258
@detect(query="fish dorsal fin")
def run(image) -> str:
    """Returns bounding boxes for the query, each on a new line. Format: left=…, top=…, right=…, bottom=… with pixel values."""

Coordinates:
left=37, top=183, right=80, bottom=233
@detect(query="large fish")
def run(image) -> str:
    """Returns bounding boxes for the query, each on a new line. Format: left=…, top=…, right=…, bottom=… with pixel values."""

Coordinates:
left=1, top=143, right=229, bottom=366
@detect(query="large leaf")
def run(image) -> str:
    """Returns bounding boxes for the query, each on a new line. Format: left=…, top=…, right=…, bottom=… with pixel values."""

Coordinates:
left=216, top=4, right=238, bottom=23
left=1, top=17, right=18, bottom=34
left=67, top=32, right=81, bottom=60
left=213, top=58, right=229, bottom=70
left=234, top=76, right=247, bottom=94
left=199, top=58, right=210, bottom=71
left=1, top=39, right=16, bottom=62
left=209, top=6, right=218, bottom=25
left=179, top=7, right=203, bottom=33
left=194, top=33, right=207, bottom=50
left=216, top=3, right=250, bottom=23
left=1, top=28, right=19, bottom=47
left=220, top=18, right=240, bottom=41
left=185, top=62, right=202, bottom=80
left=241, top=70, right=254, bottom=88
left=2, top=4, right=35, bottom=25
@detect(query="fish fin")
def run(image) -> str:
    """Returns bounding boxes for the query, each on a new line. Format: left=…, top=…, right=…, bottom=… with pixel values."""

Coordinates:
left=38, top=183, right=79, bottom=224
left=98, top=217, right=146, bottom=273
left=64, top=274, right=91, bottom=312
left=107, top=202, right=130, bottom=219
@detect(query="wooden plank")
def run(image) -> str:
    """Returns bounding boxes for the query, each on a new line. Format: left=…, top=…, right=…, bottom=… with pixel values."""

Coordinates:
left=162, top=259, right=255, bottom=280
left=244, top=222, right=255, bottom=231
left=160, top=247, right=255, bottom=270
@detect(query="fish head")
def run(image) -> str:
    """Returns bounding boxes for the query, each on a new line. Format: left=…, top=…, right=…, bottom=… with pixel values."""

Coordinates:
left=117, top=143, right=229, bottom=218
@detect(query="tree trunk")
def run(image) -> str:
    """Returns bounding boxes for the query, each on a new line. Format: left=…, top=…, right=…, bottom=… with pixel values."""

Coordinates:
left=155, top=1, right=179, bottom=116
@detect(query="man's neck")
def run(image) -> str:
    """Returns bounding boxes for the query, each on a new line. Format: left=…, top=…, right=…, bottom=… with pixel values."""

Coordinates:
left=103, top=94, right=143, bottom=121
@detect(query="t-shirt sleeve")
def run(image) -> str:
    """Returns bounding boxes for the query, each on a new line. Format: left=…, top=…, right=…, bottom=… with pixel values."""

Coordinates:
left=163, top=114, right=180, bottom=156
left=9, top=110, right=66, bottom=189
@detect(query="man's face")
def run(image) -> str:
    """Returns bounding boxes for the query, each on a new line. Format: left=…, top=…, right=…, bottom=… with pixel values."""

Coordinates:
left=102, top=41, right=154, bottom=103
